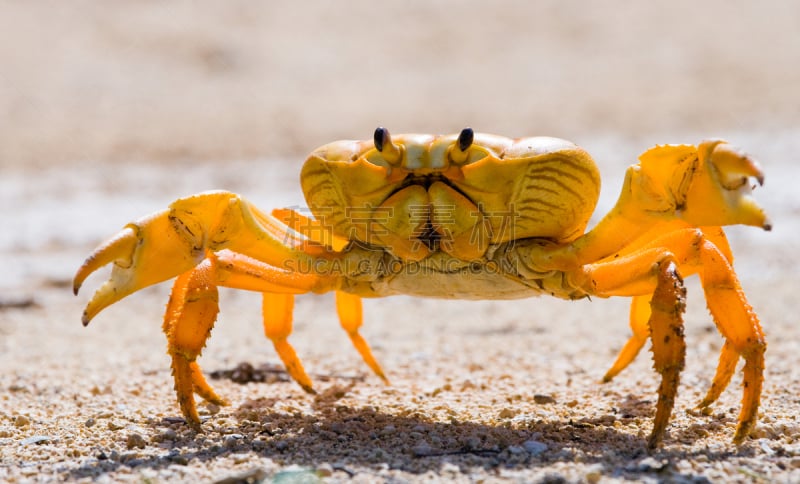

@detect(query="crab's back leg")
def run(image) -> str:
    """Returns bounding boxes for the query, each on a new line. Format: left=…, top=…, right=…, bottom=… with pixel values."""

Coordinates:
left=336, top=291, right=388, bottom=382
left=603, top=294, right=651, bottom=382
left=626, top=227, right=762, bottom=440
left=273, top=208, right=388, bottom=381
left=576, top=248, right=687, bottom=448
left=603, top=225, right=735, bottom=381
left=577, top=227, right=765, bottom=445
left=262, top=292, right=314, bottom=393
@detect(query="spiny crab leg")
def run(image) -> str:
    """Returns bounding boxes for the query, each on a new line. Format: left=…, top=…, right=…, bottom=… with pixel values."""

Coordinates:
left=571, top=226, right=765, bottom=446
left=163, top=249, right=324, bottom=428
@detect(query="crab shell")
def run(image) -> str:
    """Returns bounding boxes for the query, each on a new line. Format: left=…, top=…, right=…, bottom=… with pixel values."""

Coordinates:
left=301, top=133, right=601, bottom=262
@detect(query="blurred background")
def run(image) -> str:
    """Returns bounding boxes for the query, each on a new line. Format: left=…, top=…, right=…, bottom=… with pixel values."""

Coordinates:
left=1, top=0, right=798, bottom=297
left=1, top=0, right=798, bottom=168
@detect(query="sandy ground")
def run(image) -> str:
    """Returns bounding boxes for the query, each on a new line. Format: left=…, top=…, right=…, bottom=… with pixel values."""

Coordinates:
left=2, top=1, right=800, bottom=482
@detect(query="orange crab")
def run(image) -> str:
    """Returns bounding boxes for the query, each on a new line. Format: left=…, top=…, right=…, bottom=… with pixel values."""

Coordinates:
left=74, top=128, right=769, bottom=448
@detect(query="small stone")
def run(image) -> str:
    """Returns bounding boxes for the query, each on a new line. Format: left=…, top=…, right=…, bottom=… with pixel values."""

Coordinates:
left=523, top=439, right=548, bottom=456
left=497, top=408, right=516, bottom=419
left=629, top=456, right=668, bottom=472
left=534, top=394, right=557, bottom=404
left=107, top=420, right=125, bottom=431
left=585, top=465, right=603, bottom=484
left=20, top=435, right=51, bottom=445
left=170, top=453, right=189, bottom=465
left=316, top=463, right=333, bottom=477
left=540, top=473, right=567, bottom=484
left=224, top=435, right=242, bottom=447
left=14, top=415, right=30, bottom=427
left=230, top=453, right=249, bottom=464
left=213, top=468, right=268, bottom=484
left=126, top=433, right=147, bottom=449
left=412, top=441, right=434, bottom=456
left=84, top=418, right=96, bottom=428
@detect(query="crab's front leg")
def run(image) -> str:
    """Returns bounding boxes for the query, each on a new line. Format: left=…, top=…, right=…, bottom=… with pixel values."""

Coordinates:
left=602, top=224, right=735, bottom=382
left=564, top=226, right=765, bottom=447
left=74, top=192, right=343, bottom=427
left=74, top=191, right=329, bottom=324
left=566, top=249, right=688, bottom=449
left=162, top=249, right=328, bottom=428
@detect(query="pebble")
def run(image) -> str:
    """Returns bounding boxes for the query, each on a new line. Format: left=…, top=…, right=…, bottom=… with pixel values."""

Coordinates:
left=20, top=435, right=52, bottom=445
left=224, top=434, right=243, bottom=447
left=412, top=441, right=434, bottom=456
left=508, top=445, right=526, bottom=455
left=523, top=440, right=548, bottom=456
left=497, top=408, right=516, bottom=419
left=628, top=457, right=668, bottom=472
left=107, top=420, right=125, bottom=431
left=584, top=464, right=604, bottom=483
left=534, top=394, right=557, bottom=404
left=231, top=453, right=250, bottom=464
left=126, top=433, right=147, bottom=449
left=14, top=415, right=30, bottom=427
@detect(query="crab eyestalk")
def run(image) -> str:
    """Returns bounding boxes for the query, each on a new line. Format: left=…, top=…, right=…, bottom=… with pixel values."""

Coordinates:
left=449, top=127, right=474, bottom=164
left=373, top=126, right=402, bottom=165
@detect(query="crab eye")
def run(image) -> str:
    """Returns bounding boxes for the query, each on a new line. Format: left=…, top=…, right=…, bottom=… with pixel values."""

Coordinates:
left=458, top=127, right=474, bottom=152
left=371, top=126, right=402, bottom=165
left=374, top=126, right=389, bottom=152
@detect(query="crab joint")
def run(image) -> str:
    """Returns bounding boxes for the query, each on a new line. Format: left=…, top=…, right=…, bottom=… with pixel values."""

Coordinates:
left=373, top=126, right=402, bottom=164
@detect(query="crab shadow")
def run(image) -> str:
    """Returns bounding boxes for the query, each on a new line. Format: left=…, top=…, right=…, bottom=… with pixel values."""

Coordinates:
left=63, top=381, right=752, bottom=481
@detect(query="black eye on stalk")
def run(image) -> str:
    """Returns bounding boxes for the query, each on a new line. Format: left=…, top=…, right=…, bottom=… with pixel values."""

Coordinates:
left=458, top=127, right=474, bottom=152
left=374, top=126, right=390, bottom=152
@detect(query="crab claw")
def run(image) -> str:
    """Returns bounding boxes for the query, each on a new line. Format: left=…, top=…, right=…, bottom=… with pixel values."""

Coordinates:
left=74, top=209, right=203, bottom=326
left=685, top=140, right=770, bottom=230
left=637, top=140, right=770, bottom=231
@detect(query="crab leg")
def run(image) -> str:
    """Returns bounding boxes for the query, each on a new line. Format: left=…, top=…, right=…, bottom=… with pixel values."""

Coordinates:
left=74, top=191, right=325, bottom=325
left=336, top=291, right=388, bottom=382
left=262, top=292, right=315, bottom=393
left=274, top=208, right=388, bottom=381
left=580, top=227, right=765, bottom=445
left=161, top=249, right=325, bottom=428
left=603, top=226, right=734, bottom=381
left=163, top=258, right=226, bottom=430
left=603, top=294, right=651, bottom=382
left=578, top=249, right=687, bottom=448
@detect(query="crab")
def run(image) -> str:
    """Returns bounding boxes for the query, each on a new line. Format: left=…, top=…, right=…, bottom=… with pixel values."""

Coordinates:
left=74, top=127, right=769, bottom=448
